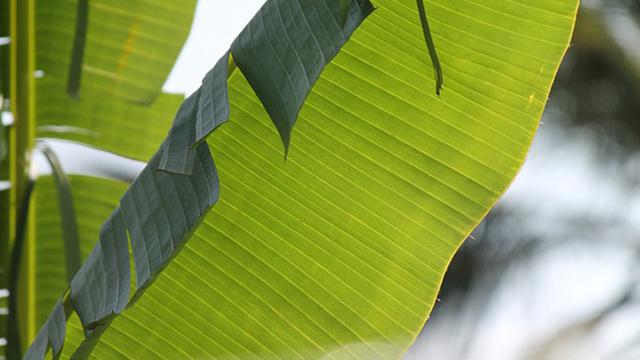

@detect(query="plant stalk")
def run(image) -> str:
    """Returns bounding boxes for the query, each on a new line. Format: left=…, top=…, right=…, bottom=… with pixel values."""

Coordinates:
left=7, top=0, right=36, bottom=357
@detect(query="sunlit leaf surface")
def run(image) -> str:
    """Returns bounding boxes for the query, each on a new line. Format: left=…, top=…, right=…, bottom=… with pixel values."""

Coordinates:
left=34, top=0, right=578, bottom=358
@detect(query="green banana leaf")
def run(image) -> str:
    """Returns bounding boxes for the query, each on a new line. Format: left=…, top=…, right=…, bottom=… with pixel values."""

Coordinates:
left=34, top=0, right=196, bottom=160
left=27, top=0, right=578, bottom=359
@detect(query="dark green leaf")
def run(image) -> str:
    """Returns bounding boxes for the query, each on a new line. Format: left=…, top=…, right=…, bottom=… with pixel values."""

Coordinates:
left=196, top=51, right=232, bottom=143
left=416, top=0, right=443, bottom=94
left=66, top=0, right=88, bottom=98
left=70, top=207, right=129, bottom=332
left=123, top=142, right=218, bottom=295
left=158, top=90, right=201, bottom=175
left=24, top=300, right=66, bottom=360
left=158, top=51, right=232, bottom=175
left=230, top=0, right=374, bottom=154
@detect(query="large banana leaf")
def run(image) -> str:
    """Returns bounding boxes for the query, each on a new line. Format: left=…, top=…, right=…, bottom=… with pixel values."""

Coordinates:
left=27, top=0, right=578, bottom=359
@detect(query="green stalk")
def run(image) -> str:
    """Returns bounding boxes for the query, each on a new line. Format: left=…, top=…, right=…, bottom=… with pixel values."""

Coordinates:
left=7, top=0, right=36, bottom=357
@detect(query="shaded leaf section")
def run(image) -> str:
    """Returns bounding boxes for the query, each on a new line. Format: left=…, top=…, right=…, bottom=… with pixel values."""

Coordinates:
left=24, top=301, right=65, bottom=360
left=230, top=0, right=374, bottom=153
left=29, top=140, right=221, bottom=359
left=123, top=142, right=219, bottom=294
left=158, top=51, right=232, bottom=174
left=70, top=208, right=129, bottom=332
left=39, top=144, right=82, bottom=283
left=158, top=90, right=201, bottom=175
left=196, top=51, right=232, bottom=143
left=34, top=176, right=128, bottom=329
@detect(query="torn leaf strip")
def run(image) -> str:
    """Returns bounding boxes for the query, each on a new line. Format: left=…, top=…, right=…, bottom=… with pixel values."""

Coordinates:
left=158, top=90, right=201, bottom=175
left=62, top=143, right=219, bottom=359
left=24, top=301, right=66, bottom=360
left=230, top=0, right=374, bottom=154
left=123, top=141, right=219, bottom=295
left=70, top=207, right=130, bottom=332
left=196, top=51, right=232, bottom=143
left=158, top=51, right=231, bottom=175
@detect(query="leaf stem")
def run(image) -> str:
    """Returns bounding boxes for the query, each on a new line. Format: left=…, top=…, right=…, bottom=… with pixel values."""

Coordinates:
left=416, top=0, right=443, bottom=95
left=67, top=0, right=89, bottom=98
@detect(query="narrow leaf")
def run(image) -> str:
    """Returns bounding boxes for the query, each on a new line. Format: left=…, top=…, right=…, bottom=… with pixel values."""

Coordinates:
left=24, top=300, right=66, bottom=360
left=39, top=144, right=82, bottom=282
left=66, top=0, right=88, bottom=98
left=416, top=0, right=443, bottom=94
